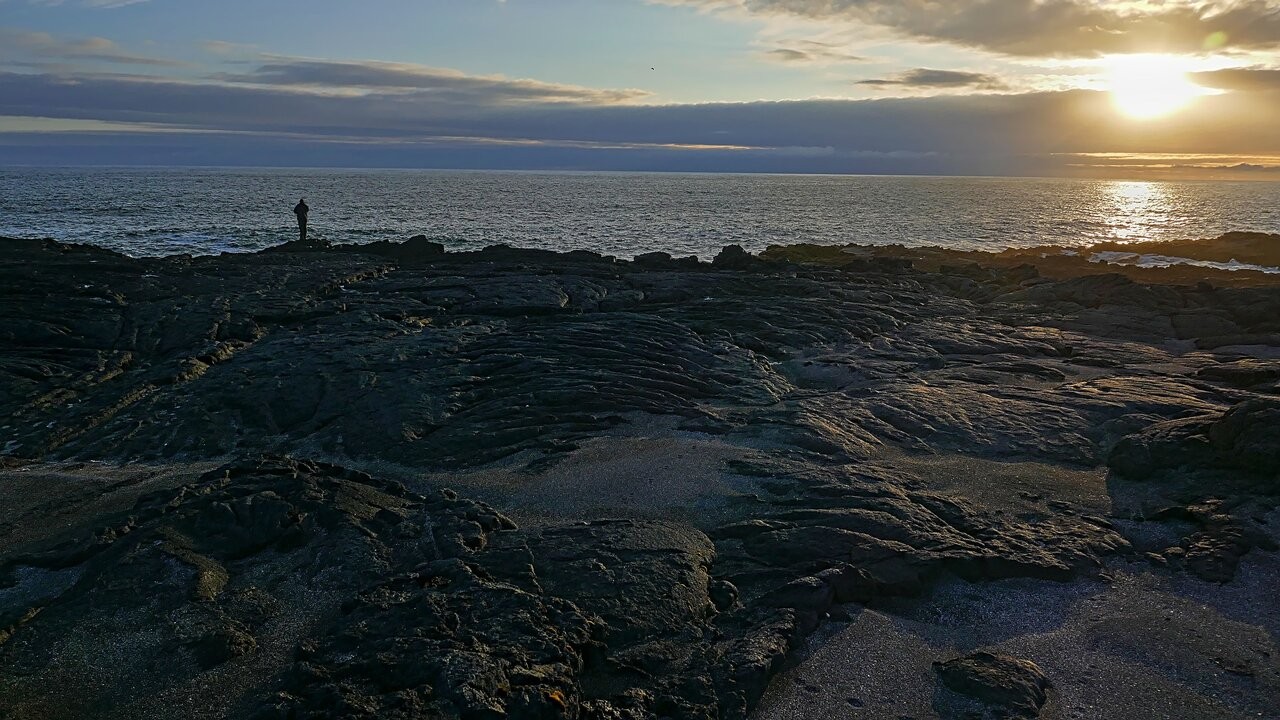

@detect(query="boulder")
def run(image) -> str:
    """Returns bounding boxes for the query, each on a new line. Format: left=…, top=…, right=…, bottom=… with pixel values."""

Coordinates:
left=713, top=244, right=763, bottom=270
left=1196, top=358, right=1280, bottom=387
left=1207, top=398, right=1280, bottom=478
left=633, top=251, right=675, bottom=267
left=1107, top=414, right=1217, bottom=480
left=934, top=651, right=1051, bottom=719
left=1109, top=399, right=1279, bottom=482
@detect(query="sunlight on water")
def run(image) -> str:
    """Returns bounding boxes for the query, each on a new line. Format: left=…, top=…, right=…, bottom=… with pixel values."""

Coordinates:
left=1100, top=180, right=1174, bottom=242
left=1, top=169, right=1277, bottom=258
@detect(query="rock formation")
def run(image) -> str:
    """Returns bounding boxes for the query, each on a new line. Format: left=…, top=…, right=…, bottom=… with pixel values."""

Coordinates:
left=1, top=233, right=1277, bottom=718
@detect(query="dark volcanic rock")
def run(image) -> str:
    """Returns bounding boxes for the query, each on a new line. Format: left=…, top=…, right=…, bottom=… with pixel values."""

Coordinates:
left=0, top=455, right=809, bottom=720
left=1109, top=399, right=1280, bottom=483
left=0, top=236, right=1253, bottom=474
left=3, top=234, right=1280, bottom=718
left=933, top=651, right=1052, bottom=719
left=1163, top=501, right=1279, bottom=583
left=1209, top=398, right=1280, bottom=476
left=633, top=251, right=701, bottom=270
left=709, top=457, right=1128, bottom=620
left=713, top=244, right=765, bottom=270
left=257, top=519, right=744, bottom=720
left=1090, top=232, right=1280, bottom=268
left=0, top=458, right=783, bottom=720
left=1109, top=399, right=1280, bottom=581
left=999, top=273, right=1184, bottom=312
left=1197, top=358, right=1280, bottom=388
left=1108, top=414, right=1218, bottom=480
left=343, top=234, right=446, bottom=264
left=0, top=456, right=511, bottom=718
left=255, top=557, right=604, bottom=719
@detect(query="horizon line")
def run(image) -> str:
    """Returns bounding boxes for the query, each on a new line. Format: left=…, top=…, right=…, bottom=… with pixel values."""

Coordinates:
left=3, top=164, right=1279, bottom=184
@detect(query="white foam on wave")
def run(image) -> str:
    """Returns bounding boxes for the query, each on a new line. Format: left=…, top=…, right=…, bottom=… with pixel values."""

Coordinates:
left=1086, top=251, right=1280, bottom=275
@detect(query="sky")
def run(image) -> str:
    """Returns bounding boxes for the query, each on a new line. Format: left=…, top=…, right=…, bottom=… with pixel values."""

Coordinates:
left=1, top=0, right=1280, bottom=177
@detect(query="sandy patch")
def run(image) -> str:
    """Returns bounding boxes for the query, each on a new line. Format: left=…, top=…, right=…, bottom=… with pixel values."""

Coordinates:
left=0, top=460, right=223, bottom=557
left=755, top=552, right=1280, bottom=720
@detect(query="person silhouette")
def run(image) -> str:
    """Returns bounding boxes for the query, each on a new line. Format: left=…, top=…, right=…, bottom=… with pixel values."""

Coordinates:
left=293, top=198, right=309, bottom=242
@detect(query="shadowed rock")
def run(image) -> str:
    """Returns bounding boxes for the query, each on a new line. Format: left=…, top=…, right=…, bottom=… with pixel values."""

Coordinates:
left=1109, top=398, right=1279, bottom=484
left=1108, top=399, right=1279, bottom=581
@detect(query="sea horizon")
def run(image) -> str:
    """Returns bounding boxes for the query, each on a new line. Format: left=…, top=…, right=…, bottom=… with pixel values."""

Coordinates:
left=5, top=167, right=1279, bottom=261
left=4, top=163, right=1280, bottom=184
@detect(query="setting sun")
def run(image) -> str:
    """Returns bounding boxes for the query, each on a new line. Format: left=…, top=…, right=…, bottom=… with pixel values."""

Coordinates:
left=1106, top=55, right=1211, bottom=120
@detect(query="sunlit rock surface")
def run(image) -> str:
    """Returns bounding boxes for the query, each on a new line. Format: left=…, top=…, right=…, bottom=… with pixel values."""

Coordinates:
left=1, top=233, right=1277, bottom=719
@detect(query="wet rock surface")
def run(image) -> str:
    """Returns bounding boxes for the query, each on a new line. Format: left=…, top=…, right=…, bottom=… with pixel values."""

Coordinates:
left=2, top=234, right=1278, bottom=718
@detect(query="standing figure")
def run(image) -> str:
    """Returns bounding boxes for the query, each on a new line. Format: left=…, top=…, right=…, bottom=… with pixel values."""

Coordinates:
left=294, top=198, right=309, bottom=242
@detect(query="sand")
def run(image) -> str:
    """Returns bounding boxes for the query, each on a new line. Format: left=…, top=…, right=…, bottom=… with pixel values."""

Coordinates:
left=756, top=515, right=1280, bottom=720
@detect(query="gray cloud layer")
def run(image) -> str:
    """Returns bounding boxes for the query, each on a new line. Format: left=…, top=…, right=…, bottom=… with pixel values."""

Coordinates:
left=213, top=58, right=649, bottom=106
left=668, top=0, right=1280, bottom=57
left=3, top=23, right=1279, bottom=175
left=857, top=68, right=1006, bottom=90
left=1194, top=66, right=1280, bottom=90
left=3, top=68, right=1278, bottom=165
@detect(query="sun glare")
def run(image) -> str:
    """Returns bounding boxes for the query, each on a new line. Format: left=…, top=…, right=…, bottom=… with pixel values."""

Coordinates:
left=1106, top=55, right=1210, bottom=120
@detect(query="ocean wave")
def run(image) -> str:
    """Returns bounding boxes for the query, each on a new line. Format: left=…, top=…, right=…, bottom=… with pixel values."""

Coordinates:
left=1088, top=251, right=1280, bottom=275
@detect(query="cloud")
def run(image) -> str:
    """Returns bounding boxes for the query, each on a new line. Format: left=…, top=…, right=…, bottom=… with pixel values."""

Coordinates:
left=3, top=68, right=1279, bottom=165
left=763, top=48, right=811, bottom=63
left=0, top=68, right=667, bottom=142
left=1, top=19, right=1277, bottom=176
left=1212, top=162, right=1279, bottom=171
left=22, top=0, right=151, bottom=7
left=211, top=57, right=649, bottom=105
left=858, top=68, right=1006, bottom=90
left=0, top=28, right=180, bottom=66
left=1193, top=66, right=1280, bottom=91
left=760, top=39, right=866, bottom=64
left=660, top=0, right=1280, bottom=57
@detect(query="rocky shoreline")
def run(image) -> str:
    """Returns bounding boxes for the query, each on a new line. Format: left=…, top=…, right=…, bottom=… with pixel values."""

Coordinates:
left=2, top=233, right=1278, bottom=719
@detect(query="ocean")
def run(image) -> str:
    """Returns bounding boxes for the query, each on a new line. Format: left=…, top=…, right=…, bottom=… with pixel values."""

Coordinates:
left=2, top=167, right=1278, bottom=259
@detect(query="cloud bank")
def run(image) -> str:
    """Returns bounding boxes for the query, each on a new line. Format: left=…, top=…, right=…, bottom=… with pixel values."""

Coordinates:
left=662, top=0, right=1280, bottom=57
left=1, top=23, right=1278, bottom=176
left=1194, top=66, right=1280, bottom=90
left=2, top=62, right=1278, bottom=175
